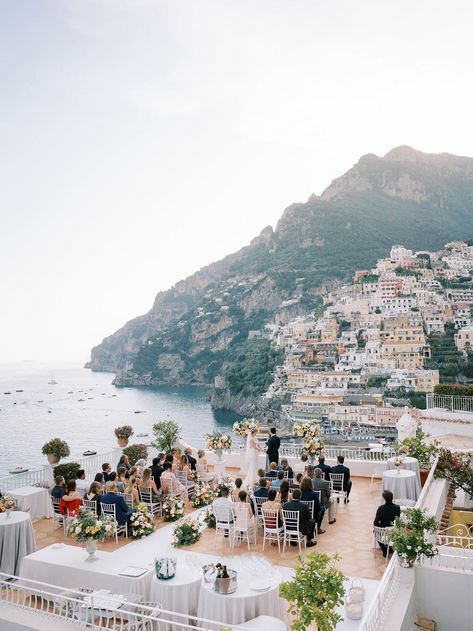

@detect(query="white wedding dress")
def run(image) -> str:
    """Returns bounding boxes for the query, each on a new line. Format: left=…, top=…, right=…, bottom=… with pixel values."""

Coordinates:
left=243, top=434, right=260, bottom=488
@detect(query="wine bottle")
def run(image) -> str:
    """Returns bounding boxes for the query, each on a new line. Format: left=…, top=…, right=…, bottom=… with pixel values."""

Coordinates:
left=221, top=565, right=229, bottom=579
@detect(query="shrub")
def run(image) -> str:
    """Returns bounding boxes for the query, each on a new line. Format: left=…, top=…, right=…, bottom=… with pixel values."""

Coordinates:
left=122, top=443, right=149, bottom=466
left=391, top=508, right=438, bottom=567
left=114, top=425, right=134, bottom=439
left=41, top=438, right=70, bottom=458
left=152, top=421, right=181, bottom=453
left=53, top=462, right=81, bottom=481
left=395, top=428, right=439, bottom=469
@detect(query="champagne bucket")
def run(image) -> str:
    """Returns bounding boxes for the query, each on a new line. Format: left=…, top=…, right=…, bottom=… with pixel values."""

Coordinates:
left=213, top=569, right=237, bottom=594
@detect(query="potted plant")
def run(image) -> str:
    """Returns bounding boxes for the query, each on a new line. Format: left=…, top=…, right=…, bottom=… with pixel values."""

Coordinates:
left=391, top=507, right=438, bottom=568
left=279, top=552, right=345, bottom=631
left=41, top=437, right=70, bottom=465
left=152, top=421, right=181, bottom=453
left=53, top=462, right=81, bottom=481
left=396, top=428, right=439, bottom=486
left=114, top=425, right=134, bottom=448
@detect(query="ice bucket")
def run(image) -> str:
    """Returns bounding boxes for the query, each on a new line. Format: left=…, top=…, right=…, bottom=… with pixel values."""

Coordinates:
left=213, top=569, right=237, bottom=594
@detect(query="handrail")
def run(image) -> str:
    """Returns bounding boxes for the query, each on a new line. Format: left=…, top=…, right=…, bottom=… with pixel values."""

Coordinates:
left=358, top=555, right=401, bottom=631
left=415, top=455, right=440, bottom=510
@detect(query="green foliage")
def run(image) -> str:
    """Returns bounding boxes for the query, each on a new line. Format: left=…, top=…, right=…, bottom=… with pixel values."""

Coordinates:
left=224, top=339, right=284, bottom=397
left=425, top=325, right=470, bottom=383
left=122, top=443, right=149, bottom=465
left=152, top=421, right=181, bottom=453
left=53, top=462, right=81, bottom=481
left=435, top=448, right=473, bottom=498
left=367, top=376, right=388, bottom=388
left=114, top=425, right=134, bottom=439
left=435, top=383, right=473, bottom=396
left=391, top=508, right=438, bottom=565
left=395, top=267, right=421, bottom=278
left=396, top=428, right=439, bottom=469
left=172, top=517, right=202, bottom=547
left=279, top=552, right=345, bottom=631
left=42, top=438, right=70, bottom=458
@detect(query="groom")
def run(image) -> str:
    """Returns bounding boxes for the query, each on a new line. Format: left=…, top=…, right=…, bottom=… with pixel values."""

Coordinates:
left=266, top=427, right=281, bottom=468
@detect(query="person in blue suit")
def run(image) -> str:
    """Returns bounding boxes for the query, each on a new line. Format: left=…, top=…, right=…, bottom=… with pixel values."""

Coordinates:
left=100, top=482, right=133, bottom=525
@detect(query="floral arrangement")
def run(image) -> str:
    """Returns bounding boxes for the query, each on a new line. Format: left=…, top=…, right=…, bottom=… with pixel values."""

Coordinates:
left=114, top=425, right=134, bottom=439
left=213, top=474, right=234, bottom=497
left=393, top=456, right=405, bottom=468
left=391, top=508, right=438, bottom=568
left=192, top=485, right=215, bottom=508
left=129, top=505, right=155, bottom=539
left=189, top=469, right=199, bottom=482
left=41, top=437, right=70, bottom=458
left=201, top=505, right=216, bottom=529
left=162, top=497, right=185, bottom=522
left=435, top=447, right=473, bottom=499
left=122, top=443, right=149, bottom=466
left=232, top=418, right=260, bottom=437
left=294, top=422, right=323, bottom=456
left=0, top=496, right=16, bottom=512
left=395, top=428, right=439, bottom=469
left=172, top=516, right=202, bottom=547
left=67, top=508, right=115, bottom=542
left=206, top=430, right=232, bottom=451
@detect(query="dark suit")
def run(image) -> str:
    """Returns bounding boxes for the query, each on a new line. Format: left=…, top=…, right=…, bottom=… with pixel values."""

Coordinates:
left=374, top=502, right=400, bottom=555
left=283, top=500, right=315, bottom=540
left=330, top=464, right=352, bottom=498
left=317, top=462, right=332, bottom=481
left=151, top=465, right=164, bottom=490
left=186, top=455, right=197, bottom=471
left=265, top=470, right=277, bottom=479
left=300, top=491, right=323, bottom=526
left=51, top=485, right=66, bottom=500
left=103, top=472, right=111, bottom=483
left=100, top=492, right=133, bottom=525
left=266, top=434, right=280, bottom=465
left=254, top=487, right=269, bottom=498
left=278, top=465, right=294, bottom=479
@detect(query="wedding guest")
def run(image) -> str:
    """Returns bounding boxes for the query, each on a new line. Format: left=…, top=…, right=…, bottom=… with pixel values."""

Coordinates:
left=177, top=455, right=193, bottom=480
left=51, top=476, right=66, bottom=500
left=85, top=482, right=102, bottom=515
left=164, top=453, right=174, bottom=465
left=331, top=456, right=352, bottom=502
left=128, top=466, right=138, bottom=480
left=292, top=473, right=303, bottom=489
left=102, top=463, right=112, bottom=483
left=139, top=467, right=161, bottom=500
left=313, top=468, right=336, bottom=525
left=232, top=478, right=243, bottom=500
left=271, top=470, right=285, bottom=490
left=185, top=447, right=197, bottom=471
left=101, top=482, right=133, bottom=526
left=75, top=470, right=89, bottom=498
left=171, top=449, right=181, bottom=470
left=125, top=476, right=140, bottom=506
left=161, top=462, right=188, bottom=501
left=283, top=489, right=316, bottom=547
left=117, top=454, right=131, bottom=472
left=135, top=459, right=147, bottom=478
left=305, top=464, right=315, bottom=480
left=278, top=458, right=294, bottom=479
left=294, top=453, right=308, bottom=475
left=116, top=469, right=127, bottom=492
left=234, top=490, right=256, bottom=529
left=150, top=457, right=164, bottom=490
left=59, top=480, right=83, bottom=515
left=262, top=488, right=283, bottom=527
left=265, top=462, right=278, bottom=479
left=257, top=468, right=265, bottom=479
left=373, top=491, right=401, bottom=557
left=300, top=476, right=324, bottom=533
left=278, top=480, right=291, bottom=505
left=197, top=449, right=208, bottom=467
left=212, top=487, right=234, bottom=533
left=254, top=478, right=269, bottom=499
left=94, top=472, right=105, bottom=485
left=317, top=455, right=332, bottom=481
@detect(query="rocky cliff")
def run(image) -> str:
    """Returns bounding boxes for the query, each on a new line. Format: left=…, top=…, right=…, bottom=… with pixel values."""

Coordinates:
left=90, top=146, right=473, bottom=393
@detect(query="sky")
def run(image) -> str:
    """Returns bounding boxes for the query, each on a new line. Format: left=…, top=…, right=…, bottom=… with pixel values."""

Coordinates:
left=1, top=0, right=473, bottom=362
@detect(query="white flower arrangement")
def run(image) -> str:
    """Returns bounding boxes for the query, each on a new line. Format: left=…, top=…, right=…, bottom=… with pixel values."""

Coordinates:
left=393, top=456, right=405, bottom=468
left=294, top=421, right=323, bottom=456
left=232, top=418, right=260, bottom=437
left=172, top=516, right=202, bottom=547
left=162, top=497, right=185, bottom=522
left=192, top=485, right=216, bottom=508
left=0, top=496, right=16, bottom=512
left=129, top=504, right=155, bottom=539
left=206, top=430, right=232, bottom=451
left=67, top=508, right=115, bottom=542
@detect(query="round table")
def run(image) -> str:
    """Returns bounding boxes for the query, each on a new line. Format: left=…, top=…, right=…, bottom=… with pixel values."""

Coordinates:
left=9, top=486, right=54, bottom=522
left=197, top=570, right=287, bottom=630
left=382, top=469, right=420, bottom=501
left=386, top=457, right=420, bottom=480
left=148, top=565, right=201, bottom=630
left=0, top=511, right=36, bottom=575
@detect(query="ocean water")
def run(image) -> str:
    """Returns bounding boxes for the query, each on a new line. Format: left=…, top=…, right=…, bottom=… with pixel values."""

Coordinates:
left=0, top=362, right=239, bottom=475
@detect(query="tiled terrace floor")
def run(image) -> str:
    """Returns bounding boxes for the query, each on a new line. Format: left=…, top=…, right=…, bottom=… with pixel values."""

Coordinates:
left=31, top=475, right=387, bottom=580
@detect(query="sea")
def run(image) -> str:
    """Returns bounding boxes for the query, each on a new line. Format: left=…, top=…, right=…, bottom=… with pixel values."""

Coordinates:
left=0, top=362, right=239, bottom=476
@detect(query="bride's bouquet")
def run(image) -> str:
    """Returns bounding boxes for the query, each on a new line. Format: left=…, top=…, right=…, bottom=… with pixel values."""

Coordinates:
left=232, top=418, right=260, bottom=437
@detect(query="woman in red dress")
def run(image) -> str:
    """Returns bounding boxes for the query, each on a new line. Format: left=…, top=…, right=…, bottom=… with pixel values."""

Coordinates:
left=59, top=480, right=83, bottom=516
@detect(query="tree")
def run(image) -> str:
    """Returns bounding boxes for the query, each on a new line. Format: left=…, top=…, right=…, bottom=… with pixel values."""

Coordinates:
left=152, top=421, right=182, bottom=453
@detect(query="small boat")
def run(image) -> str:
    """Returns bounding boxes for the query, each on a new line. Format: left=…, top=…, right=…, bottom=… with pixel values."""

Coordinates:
left=78, top=398, right=85, bottom=402
left=37, top=400, right=44, bottom=403
left=134, top=410, right=146, bottom=414
left=16, top=389, right=24, bottom=393
left=68, top=391, right=73, bottom=394
left=9, top=466, right=29, bottom=474
left=82, top=450, right=97, bottom=456
left=4, top=391, right=11, bottom=395
left=136, top=433, right=149, bottom=437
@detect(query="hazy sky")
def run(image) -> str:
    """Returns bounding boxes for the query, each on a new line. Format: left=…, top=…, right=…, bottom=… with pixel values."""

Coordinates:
left=2, top=0, right=473, bottom=362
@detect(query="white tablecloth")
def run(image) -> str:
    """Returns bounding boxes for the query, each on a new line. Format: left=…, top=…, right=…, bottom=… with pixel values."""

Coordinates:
left=9, top=486, right=54, bottom=522
left=197, top=567, right=290, bottom=629
left=149, top=566, right=202, bottom=630
left=0, top=511, right=36, bottom=576
left=382, top=469, right=420, bottom=501
left=19, top=544, right=153, bottom=597
left=386, top=457, right=420, bottom=481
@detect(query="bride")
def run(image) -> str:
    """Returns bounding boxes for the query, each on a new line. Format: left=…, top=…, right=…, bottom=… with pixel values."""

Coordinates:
left=243, top=428, right=264, bottom=488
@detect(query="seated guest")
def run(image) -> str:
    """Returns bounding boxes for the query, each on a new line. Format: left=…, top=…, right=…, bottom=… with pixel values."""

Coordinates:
left=262, top=488, right=283, bottom=527
left=59, top=480, right=82, bottom=515
left=278, top=480, right=291, bottom=505
left=294, top=453, right=308, bottom=475
left=139, top=467, right=161, bottom=500
left=305, top=464, right=315, bottom=481
left=101, top=482, right=133, bottom=526
left=127, top=466, right=138, bottom=480
left=102, top=463, right=112, bottom=483
left=212, top=487, right=234, bottom=532
left=373, top=491, right=401, bottom=557
left=271, top=470, right=285, bottom=490
left=85, top=482, right=102, bottom=515
left=299, top=476, right=324, bottom=533
left=234, top=490, right=256, bottom=529
left=94, top=472, right=105, bottom=485
left=331, top=455, right=352, bottom=502
left=278, top=458, right=294, bottom=479
left=185, top=447, right=197, bottom=471
left=116, top=468, right=127, bottom=492
left=161, top=462, right=188, bottom=501
left=317, top=455, right=332, bottom=481
left=150, top=456, right=164, bottom=490
left=171, top=449, right=181, bottom=470
left=125, top=476, right=140, bottom=506
left=75, top=470, right=89, bottom=498
left=292, top=472, right=303, bottom=489
left=51, top=476, right=66, bottom=500
left=254, top=478, right=269, bottom=498
left=135, top=459, right=147, bottom=478
left=265, top=462, right=278, bottom=479
left=117, top=454, right=131, bottom=472
left=197, top=449, right=208, bottom=467
left=313, top=467, right=336, bottom=525
left=177, top=455, right=193, bottom=480
left=283, top=488, right=316, bottom=547
left=232, top=478, right=243, bottom=500
left=257, top=467, right=266, bottom=479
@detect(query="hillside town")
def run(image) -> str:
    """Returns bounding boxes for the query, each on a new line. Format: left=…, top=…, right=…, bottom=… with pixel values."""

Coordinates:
left=266, top=241, right=473, bottom=441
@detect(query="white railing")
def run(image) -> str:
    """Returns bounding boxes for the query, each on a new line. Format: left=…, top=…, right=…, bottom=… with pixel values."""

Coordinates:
left=0, top=573, right=257, bottom=631
left=358, top=556, right=401, bottom=631
left=415, top=455, right=440, bottom=510
left=436, top=524, right=473, bottom=550
left=0, top=467, right=52, bottom=493
left=426, top=392, right=473, bottom=413
left=421, top=551, right=473, bottom=573
left=74, top=447, right=123, bottom=478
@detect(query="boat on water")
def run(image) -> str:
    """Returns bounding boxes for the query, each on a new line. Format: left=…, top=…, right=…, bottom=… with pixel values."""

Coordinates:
left=136, top=433, right=149, bottom=437
left=78, top=398, right=85, bottom=402
left=16, top=389, right=24, bottom=393
left=4, top=391, right=11, bottom=395
left=134, top=410, right=146, bottom=414
left=9, top=466, right=29, bottom=474
left=82, top=450, right=97, bottom=456
left=48, top=372, right=57, bottom=385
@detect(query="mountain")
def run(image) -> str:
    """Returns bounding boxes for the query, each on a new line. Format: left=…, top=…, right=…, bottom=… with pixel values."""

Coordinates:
left=89, top=146, right=473, bottom=395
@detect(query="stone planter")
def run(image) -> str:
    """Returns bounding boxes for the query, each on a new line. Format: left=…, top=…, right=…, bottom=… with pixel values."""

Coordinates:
left=117, top=437, right=129, bottom=448
left=215, top=448, right=223, bottom=462
left=85, top=538, right=97, bottom=561
left=46, top=454, right=60, bottom=465
left=399, top=556, right=416, bottom=568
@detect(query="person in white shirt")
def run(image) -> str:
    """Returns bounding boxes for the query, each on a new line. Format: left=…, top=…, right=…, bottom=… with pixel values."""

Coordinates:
left=212, top=487, right=234, bottom=532
left=75, top=469, right=90, bottom=498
